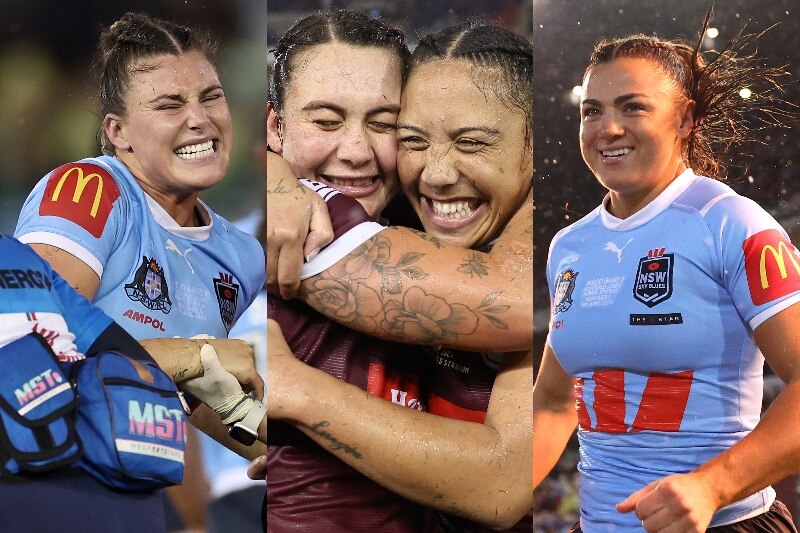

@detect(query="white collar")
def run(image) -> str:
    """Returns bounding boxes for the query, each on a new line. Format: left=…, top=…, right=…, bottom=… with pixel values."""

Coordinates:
left=144, top=194, right=213, bottom=240
left=599, top=168, right=697, bottom=231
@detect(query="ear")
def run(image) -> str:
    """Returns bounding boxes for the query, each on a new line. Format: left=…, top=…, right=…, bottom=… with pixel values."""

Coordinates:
left=677, top=99, right=696, bottom=140
left=266, top=103, right=283, bottom=154
left=103, top=113, right=132, bottom=152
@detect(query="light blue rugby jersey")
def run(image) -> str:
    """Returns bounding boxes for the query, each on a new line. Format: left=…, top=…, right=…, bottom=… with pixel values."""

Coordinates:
left=546, top=169, right=800, bottom=532
left=0, top=234, right=111, bottom=357
left=15, top=155, right=264, bottom=340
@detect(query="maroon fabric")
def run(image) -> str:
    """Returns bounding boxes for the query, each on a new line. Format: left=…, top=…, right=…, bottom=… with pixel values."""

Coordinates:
left=566, top=499, right=797, bottom=533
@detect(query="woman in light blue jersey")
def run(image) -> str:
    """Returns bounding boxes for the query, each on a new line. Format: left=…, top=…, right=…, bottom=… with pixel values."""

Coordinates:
left=14, top=12, right=266, bottom=532
left=535, top=12, right=800, bottom=533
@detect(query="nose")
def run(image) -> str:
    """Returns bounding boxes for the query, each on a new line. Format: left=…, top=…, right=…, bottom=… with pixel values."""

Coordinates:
left=600, top=112, right=624, bottom=139
left=336, top=124, right=372, bottom=167
left=420, top=145, right=458, bottom=188
left=186, top=101, right=211, bottom=131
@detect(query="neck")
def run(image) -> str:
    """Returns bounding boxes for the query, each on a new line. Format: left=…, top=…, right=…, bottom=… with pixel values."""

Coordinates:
left=116, top=153, right=200, bottom=227
left=607, top=160, right=687, bottom=220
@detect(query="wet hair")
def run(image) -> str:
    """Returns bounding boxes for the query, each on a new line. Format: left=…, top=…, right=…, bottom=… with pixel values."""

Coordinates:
left=409, top=24, right=534, bottom=147
left=93, top=12, right=218, bottom=155
left=585, top=8, right=791, bottom=179
left=269, top=10, right=410, bottom=112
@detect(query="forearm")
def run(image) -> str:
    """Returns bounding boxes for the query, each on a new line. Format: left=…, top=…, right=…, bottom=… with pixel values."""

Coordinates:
left=532, top=406, right=576, bottom=488
left=694, top=379, right=800, bottom=509
left=297, top=200, right=533, bottom=352
left=139, top=338, right=206, bottom=382
left=532, top=345, right=577, bottom=488
left=274, top=361, right=531, bottom=529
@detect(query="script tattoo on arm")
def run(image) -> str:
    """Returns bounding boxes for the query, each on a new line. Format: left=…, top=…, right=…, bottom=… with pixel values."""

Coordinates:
left=306, top=421, right=363, bottom=459
left=302, top=228, right=511, bottom=346
left=266, top=176, right=306, bottom=200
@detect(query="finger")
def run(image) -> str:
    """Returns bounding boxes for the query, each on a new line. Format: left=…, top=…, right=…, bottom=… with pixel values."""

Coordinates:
left=129, top=358, right=155, bottom=384
left=617, top=482, right=658, bottom=513
left=247, top=455, right=268, bottom=480
left=199, top=343, right=222, bottom=369
left=304, top=195, right=333, bottom=259
left=247, top=372, right=265, bottom=401
left=276, top=239, right=303, bottom=299
left=639, top=502, right=681, bottom=532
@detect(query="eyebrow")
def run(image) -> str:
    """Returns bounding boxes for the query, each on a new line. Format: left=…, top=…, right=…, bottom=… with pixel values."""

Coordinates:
left=302, top=101, right=401, bottom=116
left=581, top=92, right=650, bottom=107
left=397, top=124, right=500, bottom=136
left=148, top=84, right=224, bottom=104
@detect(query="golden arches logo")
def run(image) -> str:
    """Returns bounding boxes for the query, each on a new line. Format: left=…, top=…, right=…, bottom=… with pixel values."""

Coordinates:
left=759, top=241, right=800, bottom=289
left=51, top=167, right=104, bottom=218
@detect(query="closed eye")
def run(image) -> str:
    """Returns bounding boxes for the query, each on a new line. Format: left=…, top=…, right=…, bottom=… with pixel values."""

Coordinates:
left=399, top=136, right=429, bottom=150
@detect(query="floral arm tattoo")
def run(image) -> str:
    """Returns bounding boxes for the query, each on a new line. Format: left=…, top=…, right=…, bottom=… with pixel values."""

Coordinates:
left=297, top=199, right=533, bottom=352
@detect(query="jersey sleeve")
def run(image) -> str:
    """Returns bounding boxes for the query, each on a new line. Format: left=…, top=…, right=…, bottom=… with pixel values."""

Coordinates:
left=7, top=237, right=114, bottom=352
left=14, top=160, right=124, bottom=278
left=298, top=179, right=384, bottom=280
left=709, top=195, right=800, bottom=330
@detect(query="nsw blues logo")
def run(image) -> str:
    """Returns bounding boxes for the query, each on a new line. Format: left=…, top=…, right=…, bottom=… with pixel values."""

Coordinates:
left=213, top=272, right=239, bottom=333
left=553, top=269, right=577, bottom=314
left=633, top=248, right=674, bottom=308
left=126, top=256, right=172, bottom=313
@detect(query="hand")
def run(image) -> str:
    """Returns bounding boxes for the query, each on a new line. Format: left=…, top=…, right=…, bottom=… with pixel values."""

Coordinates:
left=247, top=455, right=267, bottom=481
left=617, top=473, right=719, bottom=532
left=266, top=152, right=333, bottom=298
left=204, top=339, right=264, bottom=401
left=182, top=344, right=254, bottom=425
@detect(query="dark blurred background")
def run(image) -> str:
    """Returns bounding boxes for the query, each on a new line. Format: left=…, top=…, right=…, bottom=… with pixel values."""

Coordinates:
left=0, top=0, right=266, bottom=233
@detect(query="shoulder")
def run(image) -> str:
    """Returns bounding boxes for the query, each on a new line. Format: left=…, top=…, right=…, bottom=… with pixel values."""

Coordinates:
left=550, top=205, right=602, bottom=251
left=676, top=175, right=778, bottom=232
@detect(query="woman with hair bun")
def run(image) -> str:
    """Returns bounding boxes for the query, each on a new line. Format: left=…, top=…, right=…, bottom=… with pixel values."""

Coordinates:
left=536, top=12, right=800, bottom=533
left=10, top=12, right=266, bottom=532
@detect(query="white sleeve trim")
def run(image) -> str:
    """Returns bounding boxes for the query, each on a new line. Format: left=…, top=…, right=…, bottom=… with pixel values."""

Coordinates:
left=16, top=231, right=104, bottom=278
left=750, top=293, right=800, bottom=330
left=300, top=222, right=384, bottom=280
left=699, top=192, right=735, bottom=216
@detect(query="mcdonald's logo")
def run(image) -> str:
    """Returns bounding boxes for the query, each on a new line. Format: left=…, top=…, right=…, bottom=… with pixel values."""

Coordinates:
left=39, top=163, right=121, bottom=238
left=744, top=229, right=800, bottom=306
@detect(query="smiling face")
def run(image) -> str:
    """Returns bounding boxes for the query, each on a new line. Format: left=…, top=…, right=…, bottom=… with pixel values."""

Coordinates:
left=580, top=56, right=694, bottom=218
left=267, top=43, right=403, bottom=218
left=106, top=51, right=232, bottom=198
left=397, top=59, right=532, bottom=249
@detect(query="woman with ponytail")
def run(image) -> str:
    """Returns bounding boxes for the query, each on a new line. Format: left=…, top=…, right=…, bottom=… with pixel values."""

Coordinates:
left=536, top=10, right=799, bottom=533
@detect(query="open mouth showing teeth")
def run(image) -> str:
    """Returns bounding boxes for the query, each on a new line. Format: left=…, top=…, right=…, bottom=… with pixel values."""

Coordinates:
left=430, top=199, right=480, bottom=220
left=325, top=176, right=376, bottom=187
left=601, top=148, right=632, bottom=157
left=175, top=140, right=215, bottom=160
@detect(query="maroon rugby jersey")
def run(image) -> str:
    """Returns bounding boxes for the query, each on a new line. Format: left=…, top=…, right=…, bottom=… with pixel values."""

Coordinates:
left=267, top=181, right=427, bottom=532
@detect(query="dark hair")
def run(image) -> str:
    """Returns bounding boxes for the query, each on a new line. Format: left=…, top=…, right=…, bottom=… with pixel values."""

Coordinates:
left=93, top=12, right=218, bottom=155
left=268, top=10, right=410, bottom=112
left=585, top=9, right=791, bottom=179
left=409, top=24, right=534, bottom=147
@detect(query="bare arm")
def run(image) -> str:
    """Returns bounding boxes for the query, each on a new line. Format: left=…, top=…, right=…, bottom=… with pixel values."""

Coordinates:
left=532, top=343, right=577, bottom=488
left=296, top=198, right=533, bottom=352
left=267, top=319, right=532, bottom=529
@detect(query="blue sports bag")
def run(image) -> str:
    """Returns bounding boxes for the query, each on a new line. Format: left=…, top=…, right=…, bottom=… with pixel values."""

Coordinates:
left=0, top=333, right=80, bottom=474
left=71, top=351, right=186, bottom=491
